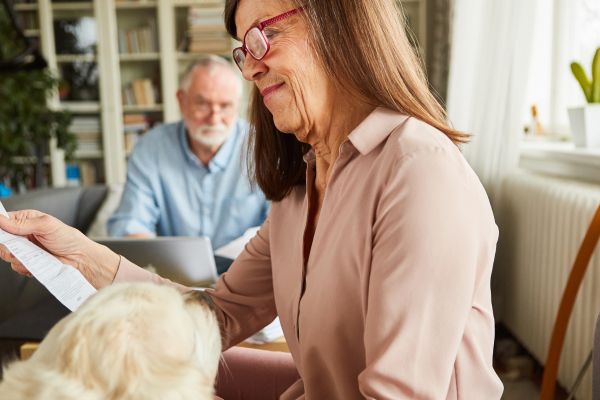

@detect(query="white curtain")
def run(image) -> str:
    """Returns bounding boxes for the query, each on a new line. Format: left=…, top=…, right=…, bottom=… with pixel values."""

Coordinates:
left=446, top=0, right=541, bottom=204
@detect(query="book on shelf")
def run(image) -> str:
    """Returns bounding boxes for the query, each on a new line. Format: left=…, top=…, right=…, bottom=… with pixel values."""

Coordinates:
left=123, top=113, right=150, bottom=132
left=123, top=114, right=155, bottom=154
left=187, top=30, right=230, bottom=53
left=75, top=134, right=102, bottom=153
left=70, top=116, right=101, bottom=133
left=188, top=6, right=223, bottom=25
left=124, top=132, right=139, bottom=155
left=118, top=21, right=158, bottom=54
left=183, top=6, right=229, bottom=53
left=70, top=117, right=102, bottom=153
left=122, top=78, right=158, bottom=106
left=132, top=80, right=148, bottom=105
left=188, top=40, right=231, bottom=53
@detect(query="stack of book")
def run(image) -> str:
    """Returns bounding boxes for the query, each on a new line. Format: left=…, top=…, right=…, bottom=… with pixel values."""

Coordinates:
left=122, top=79, right=159, bottom=106
left=118, top=22, right=158, bottom=54
left=185, top=6, right=230, bottom=53
left=123, top=114, right=153, bottom=154
left=70, top=117, right=101, bottom=154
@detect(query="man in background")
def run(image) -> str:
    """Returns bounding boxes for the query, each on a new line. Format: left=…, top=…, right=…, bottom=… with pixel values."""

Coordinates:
left=108, top=55, right=268, bottom=250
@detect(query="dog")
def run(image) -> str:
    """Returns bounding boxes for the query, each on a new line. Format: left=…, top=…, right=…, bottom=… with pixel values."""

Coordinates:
left=0, top=282, right=221, bottom=399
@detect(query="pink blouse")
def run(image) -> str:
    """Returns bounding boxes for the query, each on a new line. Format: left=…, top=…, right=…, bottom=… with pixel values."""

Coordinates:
left=115, top=108, right=503, bottom=399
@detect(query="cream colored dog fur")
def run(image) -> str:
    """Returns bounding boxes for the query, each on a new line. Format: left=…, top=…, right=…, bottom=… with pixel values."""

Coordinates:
left=0, top=282, right=221, bottom=399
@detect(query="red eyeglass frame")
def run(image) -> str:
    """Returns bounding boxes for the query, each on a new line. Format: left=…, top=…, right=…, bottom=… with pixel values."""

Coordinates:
left=233, top=7, right=304, bottom=68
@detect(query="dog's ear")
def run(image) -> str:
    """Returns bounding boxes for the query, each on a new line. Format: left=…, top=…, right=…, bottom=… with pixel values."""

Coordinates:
left=185, top=300, right=222, bottom=379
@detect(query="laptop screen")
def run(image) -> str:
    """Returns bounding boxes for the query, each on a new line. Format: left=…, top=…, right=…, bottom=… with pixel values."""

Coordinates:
left=96, top=237, right=221, bottom=287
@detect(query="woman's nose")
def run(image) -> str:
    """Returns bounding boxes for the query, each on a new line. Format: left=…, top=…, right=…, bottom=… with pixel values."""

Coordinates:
left=241, top=56, right=267, bottom=81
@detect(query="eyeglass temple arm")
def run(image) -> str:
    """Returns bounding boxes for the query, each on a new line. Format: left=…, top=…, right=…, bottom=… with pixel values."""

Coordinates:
left=257, top=7, right=303, bottom=29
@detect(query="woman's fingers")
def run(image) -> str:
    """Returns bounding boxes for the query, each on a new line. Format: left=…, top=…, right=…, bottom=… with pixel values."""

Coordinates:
left=0, top=244, right=32, bottom=277
left=11, top=262, right=32, bottom=277
left=0, top=210, right=51, bottom=237
left=0, top=244, right=11, bottom=263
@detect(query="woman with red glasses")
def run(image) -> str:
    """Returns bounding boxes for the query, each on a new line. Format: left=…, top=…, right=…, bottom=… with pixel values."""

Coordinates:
left=0, top=0, right=503, bottom=399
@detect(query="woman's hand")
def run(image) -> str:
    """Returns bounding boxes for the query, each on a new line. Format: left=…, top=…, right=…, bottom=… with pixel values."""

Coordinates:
left=0, top=210, right=120, bottom=289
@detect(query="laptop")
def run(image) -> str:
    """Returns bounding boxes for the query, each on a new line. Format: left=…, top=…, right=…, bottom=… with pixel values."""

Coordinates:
left=96, top=237, right=222, bottom=287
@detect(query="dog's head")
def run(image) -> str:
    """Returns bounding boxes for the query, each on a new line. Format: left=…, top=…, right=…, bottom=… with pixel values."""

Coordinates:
left=0, top=282, right=221, bottom=400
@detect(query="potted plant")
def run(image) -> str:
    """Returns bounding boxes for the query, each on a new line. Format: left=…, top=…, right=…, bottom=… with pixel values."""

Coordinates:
left=568, top=47, right=600, bottom=148
left=0, top=0, right=76, bottom=190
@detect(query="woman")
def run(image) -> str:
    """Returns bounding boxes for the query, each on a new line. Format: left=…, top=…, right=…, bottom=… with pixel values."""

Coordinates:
left=0, top=0, right=503, bottom=398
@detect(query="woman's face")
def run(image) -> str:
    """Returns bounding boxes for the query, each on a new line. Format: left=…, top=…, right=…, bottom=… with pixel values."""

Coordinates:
left=235, top=0, right=332, bottom=140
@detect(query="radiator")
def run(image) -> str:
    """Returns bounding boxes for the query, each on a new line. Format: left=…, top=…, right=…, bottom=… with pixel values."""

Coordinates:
left=497, top=171, right=600, bottom=399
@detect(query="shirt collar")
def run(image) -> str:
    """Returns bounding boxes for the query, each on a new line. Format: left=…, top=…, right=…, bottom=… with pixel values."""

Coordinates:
left=302, top=107, right=408, bottom=163
left=347, top=107, right=408, bottom=155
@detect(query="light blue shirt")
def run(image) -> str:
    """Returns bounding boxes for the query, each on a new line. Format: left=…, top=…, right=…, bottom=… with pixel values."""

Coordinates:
left=107, top=120, right=269, bottom=249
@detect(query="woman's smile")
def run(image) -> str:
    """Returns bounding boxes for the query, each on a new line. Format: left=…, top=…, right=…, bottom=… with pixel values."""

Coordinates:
left=260, top=82, right=285, bottom=104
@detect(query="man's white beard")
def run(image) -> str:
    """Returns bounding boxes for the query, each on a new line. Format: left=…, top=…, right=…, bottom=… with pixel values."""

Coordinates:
left=190, top=124, right=230, bottom=148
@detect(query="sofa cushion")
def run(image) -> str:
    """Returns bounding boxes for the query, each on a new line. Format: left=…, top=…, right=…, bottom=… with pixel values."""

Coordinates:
left=3, top=187, right=82, bottom=227
left=0, top=185, right=107, bottom=329
left=76, top=185, right=109, bottom=233
left=2, top=186, right=108, bottom=233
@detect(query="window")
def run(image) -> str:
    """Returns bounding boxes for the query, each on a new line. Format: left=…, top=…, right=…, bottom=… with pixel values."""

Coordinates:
left=524, top=0, right=600, bottom=138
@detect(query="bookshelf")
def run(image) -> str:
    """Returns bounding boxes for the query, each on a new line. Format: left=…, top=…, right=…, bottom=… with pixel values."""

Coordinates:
left=11, top=0, right=425, bottom=187
left=9, top=0, right=233, bottom=187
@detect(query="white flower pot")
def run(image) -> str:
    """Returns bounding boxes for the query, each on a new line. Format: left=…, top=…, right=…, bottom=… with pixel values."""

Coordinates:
left=567, top=104, right=600, bottom=148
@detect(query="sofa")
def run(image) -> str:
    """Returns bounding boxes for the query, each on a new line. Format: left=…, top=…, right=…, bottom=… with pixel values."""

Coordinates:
left=0, top=185, right=108, bottom=341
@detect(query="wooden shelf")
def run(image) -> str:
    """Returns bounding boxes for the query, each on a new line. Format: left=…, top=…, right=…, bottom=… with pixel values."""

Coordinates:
left=172, top=0, right=224, bottom=6
left=11, top=156, right=51, bottom=165
left=56, top=54, right=97, bottom=63
left=119, top=52, right=160, bottom=62
left=13, top=3, right=38, bottom=11
left=51, top=2, right=94, bottom=12
left=115, top=1, right=157, bottom=10
left=122, top=104, right=163, bottom=113
left=24, top=29, right=40, bottom=37
left=57, top=102, right=101, bottom=113
left=75, top=149, right=103, bottom=159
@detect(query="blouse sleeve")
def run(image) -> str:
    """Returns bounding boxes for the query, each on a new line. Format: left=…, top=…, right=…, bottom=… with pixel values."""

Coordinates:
left=206, top=215, right=277, bottom=349
left=358, top=149, right=498, bottom=399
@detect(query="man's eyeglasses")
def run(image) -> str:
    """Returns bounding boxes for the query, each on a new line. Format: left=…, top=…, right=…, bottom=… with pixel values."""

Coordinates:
left=232, top=7, right=303, bottom=71
left=190, top=98, right=236, bottom=118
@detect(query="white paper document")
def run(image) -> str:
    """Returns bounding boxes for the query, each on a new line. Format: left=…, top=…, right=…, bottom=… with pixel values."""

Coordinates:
left=0, top=201, right=96, bottom=311
left=215, top=226, right=260, bottom=259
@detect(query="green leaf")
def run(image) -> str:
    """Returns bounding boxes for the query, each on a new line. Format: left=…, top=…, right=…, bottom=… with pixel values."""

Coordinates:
left=0, top=67, right=74, bottom=187
left=592, top=47, right=600, bottom=103
left=571, top=62, right=593, bottom=102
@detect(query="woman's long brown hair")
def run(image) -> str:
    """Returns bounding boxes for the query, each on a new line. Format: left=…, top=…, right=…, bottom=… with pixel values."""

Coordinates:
left=225, top=0, right=466, bottom=201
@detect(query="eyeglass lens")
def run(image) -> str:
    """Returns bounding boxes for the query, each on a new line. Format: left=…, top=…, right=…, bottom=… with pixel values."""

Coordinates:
left=246, top=28, right=268, bottom=59
left=234, top=27, right=269, bottom=69
left=233, top=49, right=246, bottom=69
